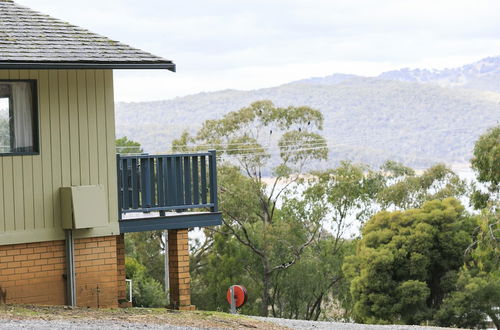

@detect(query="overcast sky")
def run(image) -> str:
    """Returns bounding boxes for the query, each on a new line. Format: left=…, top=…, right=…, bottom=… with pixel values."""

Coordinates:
left=15, top=0, right=500, bottom=102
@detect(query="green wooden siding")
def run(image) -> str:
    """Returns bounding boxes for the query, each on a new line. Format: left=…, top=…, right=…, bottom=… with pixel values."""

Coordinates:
left=0, top=69, right=119, bottom=245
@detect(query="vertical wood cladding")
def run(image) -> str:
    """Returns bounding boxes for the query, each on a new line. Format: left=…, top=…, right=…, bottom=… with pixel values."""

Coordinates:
left=0, top=69, right=118, bottom=245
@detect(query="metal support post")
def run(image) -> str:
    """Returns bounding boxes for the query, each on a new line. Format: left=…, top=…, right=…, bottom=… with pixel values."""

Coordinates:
left=230, top=286, right=236, bottom=314
left=164, top=229, right=170, bottom=297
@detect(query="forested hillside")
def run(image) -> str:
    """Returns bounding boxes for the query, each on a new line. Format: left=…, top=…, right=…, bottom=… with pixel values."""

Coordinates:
left=116, top=56, right=500, bottom=169
left=378, top=56, right=500, bottom=92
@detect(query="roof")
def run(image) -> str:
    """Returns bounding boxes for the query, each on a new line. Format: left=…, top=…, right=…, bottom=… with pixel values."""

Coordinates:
left=0, top=0, right=175, bottom=71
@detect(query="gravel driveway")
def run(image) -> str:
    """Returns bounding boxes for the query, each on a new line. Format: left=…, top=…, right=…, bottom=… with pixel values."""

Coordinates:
left=0, top=316, right=464, bottom=330
left=0, top=319, right=198, bottom=330
left=251, top=316, right=463, bottom=330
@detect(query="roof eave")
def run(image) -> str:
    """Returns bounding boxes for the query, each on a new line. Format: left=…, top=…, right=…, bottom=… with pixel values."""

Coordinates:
left=0, top=61, right=176, bottom=72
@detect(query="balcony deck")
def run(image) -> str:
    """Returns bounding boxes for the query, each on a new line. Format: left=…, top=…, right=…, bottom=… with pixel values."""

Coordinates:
left=117, top=151, right=222, bottom=233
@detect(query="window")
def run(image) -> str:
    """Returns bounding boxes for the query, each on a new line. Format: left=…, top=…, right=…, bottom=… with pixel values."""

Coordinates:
left=0, top=80, right=38, bottom=155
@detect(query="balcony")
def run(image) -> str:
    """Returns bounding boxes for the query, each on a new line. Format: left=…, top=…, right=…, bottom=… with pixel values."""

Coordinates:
left=116, top=151, right=222, bottom=233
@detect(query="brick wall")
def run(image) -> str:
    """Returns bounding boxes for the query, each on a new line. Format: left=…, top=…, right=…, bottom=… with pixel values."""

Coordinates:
left=0, top=240, right=66, bottom=305
left=0, top=235, right=125, bottom=307
left=74, top=236, right=120, bottom=308
left=168, top=229, right=194, bottom=311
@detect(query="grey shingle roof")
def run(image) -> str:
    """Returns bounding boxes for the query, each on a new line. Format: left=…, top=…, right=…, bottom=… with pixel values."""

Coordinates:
left=0, top=0, right=175, bottom=70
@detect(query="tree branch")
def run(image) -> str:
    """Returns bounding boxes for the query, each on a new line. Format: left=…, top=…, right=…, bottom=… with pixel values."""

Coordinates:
left=220, top=214, right=265, bottom=258
left=267, top=224, right=320, bottom=275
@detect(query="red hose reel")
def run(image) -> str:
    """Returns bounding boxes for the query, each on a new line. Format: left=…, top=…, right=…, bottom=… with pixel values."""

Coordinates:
left=226, top=285, right=248, bottom=308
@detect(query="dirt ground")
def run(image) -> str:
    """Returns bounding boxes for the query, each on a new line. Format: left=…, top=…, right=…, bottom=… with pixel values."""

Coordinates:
left=0, top=304, right=287, bottom=329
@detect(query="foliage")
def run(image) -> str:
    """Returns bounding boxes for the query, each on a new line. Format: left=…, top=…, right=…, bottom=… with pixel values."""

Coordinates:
left=270, top=237, right=355, bottom=321
left=471, top=125, right=500, bottom=188
left=263, top=161, right=387, bottom=319
left=116, top=136, right=144, bottom=154
left=125, top=231, right=166, bottom=285
left=343, top=198, right=476, bottom=324
left=434, top=127, right=500, bottom=329
left=436, top=206, right=500, bottom=329
left=310, top=162, right=385, bottom=228
left=377, top=162, right=467, bottom=210
left=125, top=256, right=167, bottom=307
left=181, top=101, right=476, bottom=319
left=191, top=231, right=261, bottom=315
left=179, top=101, right=331, bottom=316
left=470, top=125, right=500, bottom=209
left=191, top=161, right=371, bottom=320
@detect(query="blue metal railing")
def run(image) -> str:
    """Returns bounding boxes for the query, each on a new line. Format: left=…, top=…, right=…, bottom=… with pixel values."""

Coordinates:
left=117, top=150, right=218, bottom=220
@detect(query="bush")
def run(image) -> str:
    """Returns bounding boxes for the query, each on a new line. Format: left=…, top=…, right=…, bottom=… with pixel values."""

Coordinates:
left=125, top=256, right=167, bottom=307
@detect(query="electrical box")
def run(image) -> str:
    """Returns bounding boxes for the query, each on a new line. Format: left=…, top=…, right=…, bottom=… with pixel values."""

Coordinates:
left=61, top=185, right=108, bottom=229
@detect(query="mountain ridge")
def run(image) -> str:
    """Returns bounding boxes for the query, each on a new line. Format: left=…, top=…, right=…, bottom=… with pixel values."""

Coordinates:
left=116, top=56, right=500, bottom=169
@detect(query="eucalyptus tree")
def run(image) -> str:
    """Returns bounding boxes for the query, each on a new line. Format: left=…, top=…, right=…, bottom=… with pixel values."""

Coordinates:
left=173, top=100, right=328, bottom=316
left=435, top=126, right=500, bottom=329
left=377, top=162, right=467, bottom=210
left=269, top=234, right=355, bottom=320
left=470, top=125, right=500, bottom=209
left=265, top=161, right=384, bottom=320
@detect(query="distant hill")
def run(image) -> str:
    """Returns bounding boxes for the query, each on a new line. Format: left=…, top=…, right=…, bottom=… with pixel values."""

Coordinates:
left=116, top=56, right=500, bottom=170
left=291, top=73, right=361, bottom=85
left=378, top=56, right=500, bottom=93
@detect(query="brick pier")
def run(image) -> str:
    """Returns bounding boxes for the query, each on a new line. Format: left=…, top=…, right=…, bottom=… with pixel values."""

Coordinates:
left=168, top=229, right=194, bottom=310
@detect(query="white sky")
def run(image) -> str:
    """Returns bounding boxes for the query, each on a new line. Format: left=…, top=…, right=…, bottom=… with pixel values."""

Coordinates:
left=15, top=0, right=500, bottom=102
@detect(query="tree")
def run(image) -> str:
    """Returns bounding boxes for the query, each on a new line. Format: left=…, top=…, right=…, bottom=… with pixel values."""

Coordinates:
left=435, top=126, right=500, bottom=329
left=266, top=161, right=384, bottom=320
left=435, top=209, right=500, bottom=329
left=377, top=162, right=467, bottom=210
left=470, top=125, right=499, bottom=209
left=191, top=161, right=377, bottom=319
left=309, top=162, right=385, bottom=235
left=343, top=198, right=476, bottom=324
left=125, top=256, right=167, bottom=307
left=175, top=100, right=328, bottom=316
left=125, top=231, right=170, bottom=308
left=125, top=231, right=166, bottom=286
left=190, top=230, right=261, bottom=315
left=270, top=236, right=355, bottom=320
left=116, top=136, right=144, bottom=154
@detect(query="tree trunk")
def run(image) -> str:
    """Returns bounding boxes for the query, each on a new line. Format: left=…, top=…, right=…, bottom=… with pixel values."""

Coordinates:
left=261, top=267, right=271, bottom=317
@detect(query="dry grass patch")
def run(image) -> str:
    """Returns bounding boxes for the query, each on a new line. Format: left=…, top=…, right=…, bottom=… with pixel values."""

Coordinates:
left=0, top=304, right=288, bottom=329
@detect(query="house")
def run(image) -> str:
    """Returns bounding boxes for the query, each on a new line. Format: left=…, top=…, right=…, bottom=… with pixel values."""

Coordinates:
left=0, top=0, right=221, bottom=310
